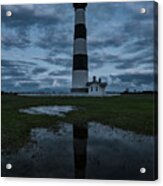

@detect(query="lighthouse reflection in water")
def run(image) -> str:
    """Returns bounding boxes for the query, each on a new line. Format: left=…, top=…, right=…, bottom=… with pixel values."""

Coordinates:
left=73, top=123, right=88, bottom=178
left=2, top=122, right=154, bottom=180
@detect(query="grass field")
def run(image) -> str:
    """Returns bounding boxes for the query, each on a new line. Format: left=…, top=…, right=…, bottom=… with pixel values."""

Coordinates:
left=1, top=94, right=156, bottom=150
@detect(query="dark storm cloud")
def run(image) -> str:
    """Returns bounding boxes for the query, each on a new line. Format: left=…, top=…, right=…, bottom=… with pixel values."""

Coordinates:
left=33, top=56, right=72, bottom=68
left=2, top=67, right=26, bottom=80
left=89, top=45, right=154, bottom=71
left=87, top=1, right=155, bottom=73
left=109, top=72, right=154, bottom=91
left=1, top=59, right=36, bottom=81
left=32, top=67, right=47, bottom=74
left=114, top=51, right=154, bottom=70
left=89, top=53, right=118, bottom=70
left=110, top=73, right=154, bottom=86
left=89, top=37, right=154, bottom=70
left=122, top=38, right=153, bottom=54
left=2, top=33, right=31, bottom=49
left=56, top=78, right=71, bottom=87
left=40, top=77, right=54, bottom=85
left=1, top=4, right=73, bottom=50
left=36, top=26, right=73, bottom=50
left=49, top=70, right=71, bottom=76
left=17, top=82, right=40, bottom=90
left=1, top=5, right=61, bottom=28
left=2, top=59, right=37, bottom=92
left=1, top=59, right=36, bottom=68
left=89, top=37, right=125, bottom=49
left=2, top=60, right=70, bottom=92
left=2, top=80, right=17, bottom=92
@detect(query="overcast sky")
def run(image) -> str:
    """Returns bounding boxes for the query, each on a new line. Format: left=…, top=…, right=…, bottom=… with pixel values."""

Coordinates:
left=1, top=2, right=157, bottom=93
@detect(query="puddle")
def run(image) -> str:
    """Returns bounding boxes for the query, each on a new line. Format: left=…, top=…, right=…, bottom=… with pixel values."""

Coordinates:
left=1, top=122, right=155, bottom=180
left=19, top=106, right=76, bottom=117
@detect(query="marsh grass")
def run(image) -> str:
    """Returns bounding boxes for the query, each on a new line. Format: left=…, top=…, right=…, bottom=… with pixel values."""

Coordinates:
left=1, top=94, right=156, bottom=150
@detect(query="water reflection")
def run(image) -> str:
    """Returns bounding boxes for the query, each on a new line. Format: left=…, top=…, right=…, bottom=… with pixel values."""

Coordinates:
left=19, top=106, right=77, bottom=117
left=1, top=122, right=155, bottom=180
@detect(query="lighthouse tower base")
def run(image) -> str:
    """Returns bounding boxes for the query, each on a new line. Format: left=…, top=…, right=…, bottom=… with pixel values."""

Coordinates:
left=71, top=70, right=88, bottom=93
left=71, top=88, right=88, bottom=93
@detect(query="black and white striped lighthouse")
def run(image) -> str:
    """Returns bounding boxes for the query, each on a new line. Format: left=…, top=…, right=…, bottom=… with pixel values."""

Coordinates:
left=71, top=3, right=88, bottom=93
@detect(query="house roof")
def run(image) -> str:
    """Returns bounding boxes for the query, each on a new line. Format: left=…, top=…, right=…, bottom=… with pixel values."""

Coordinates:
left=86, top=81, right=107, bottom=88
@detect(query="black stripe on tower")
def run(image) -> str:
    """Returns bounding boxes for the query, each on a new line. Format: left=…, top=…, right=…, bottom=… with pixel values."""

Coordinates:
left=74, top=24, right=86, bottom=39
left=73, top=54, right=88, bottom=70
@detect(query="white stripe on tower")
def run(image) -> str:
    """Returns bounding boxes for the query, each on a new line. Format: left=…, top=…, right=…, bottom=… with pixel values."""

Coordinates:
left=71, top=3, right=88, bottom=93
left=74, top=38, right=87, bottom=55
left=75, top=8, right=85, bottom=25
left=72, top=71, right=88, bottom=88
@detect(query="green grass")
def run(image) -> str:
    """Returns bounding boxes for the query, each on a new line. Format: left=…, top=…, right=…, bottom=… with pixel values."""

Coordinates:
left=1, top=94, right=156, bottom=150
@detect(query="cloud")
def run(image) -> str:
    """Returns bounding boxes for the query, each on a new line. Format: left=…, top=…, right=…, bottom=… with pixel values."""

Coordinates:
left=1, top=58, right=72, bottom=92
left=1, top=4, right=62, bottom=28
left=49, top=70, right=71, bottom=76
left=109, top=72, right=154, bottom=91
left=1, top=4, right=73, bottom=50
left=87, top=1, right=155, bottom=74
left=2, top=33, right=31, bottom=49
left=32, top=67, right=48, bottom=74
left=33, top=56, right=72, bottom=68
left=1, top=2, right=156, bottom=92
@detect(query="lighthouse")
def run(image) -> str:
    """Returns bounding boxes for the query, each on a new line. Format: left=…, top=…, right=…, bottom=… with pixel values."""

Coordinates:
left=71, top=3, right=88, bottom=93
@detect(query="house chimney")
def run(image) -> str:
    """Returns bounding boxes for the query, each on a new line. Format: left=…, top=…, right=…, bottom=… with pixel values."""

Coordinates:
left=99, top=78, right=101, bottom=83
left=93, top=76, right=96, bottom=82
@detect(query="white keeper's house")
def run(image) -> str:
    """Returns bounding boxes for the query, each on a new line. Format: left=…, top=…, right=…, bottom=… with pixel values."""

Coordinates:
left=86, top=76, right=107, bottom=96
